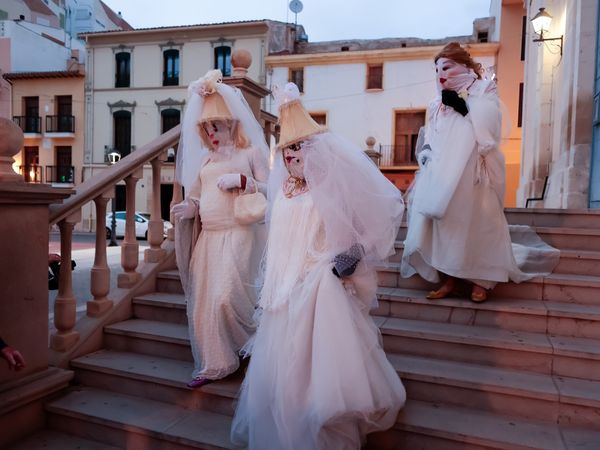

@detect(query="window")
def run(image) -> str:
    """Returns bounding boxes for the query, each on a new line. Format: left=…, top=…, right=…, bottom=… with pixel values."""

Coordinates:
left=289, top=68, right=304, bottom=93
left=309, top=113, right=326, bottom=125
left=520, top=16, right=527, bottom=61
left=23, top=146, right=41, bottom=183
left=477, top=31, right=489, bottom=43
left=24, top=97, right=40, bottom=133
left=53, top=146, right=73, bottom=183
left=163, top=49, right=179, bottom=86
left=518, top=82, right=524, bottom=128
left=113, top=110, right=132, bottom=157
left=46, top=95, right=74, bottom=132
left=115, top=52, right=130, bottom=87
left=367, top=64, right=383, bottom=90
left=214, top=46, right=231, bottom=76
left=394, top=111, right=425, bottom=165
left=161, top=108, right=181, bottom=133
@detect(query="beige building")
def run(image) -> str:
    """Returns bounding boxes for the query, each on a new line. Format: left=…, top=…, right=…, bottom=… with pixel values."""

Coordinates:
left=517, top=0, right=599, bottom=208
left=80, top=20, right=298, bottom=229
left=3, top=68, right=85, bottom=187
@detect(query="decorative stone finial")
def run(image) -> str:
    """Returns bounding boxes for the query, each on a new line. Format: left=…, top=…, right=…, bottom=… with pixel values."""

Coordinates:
left=364, top=136, right=381, bottom=166
left=0, top=118, right=24, bottom=183
left=231, top=49, right=252, bottom=77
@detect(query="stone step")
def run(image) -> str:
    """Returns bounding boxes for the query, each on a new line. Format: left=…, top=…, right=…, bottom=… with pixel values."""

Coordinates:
left=4, top=429, right=121, bottom=450
left=504, top=208, right=600, bottom=230
left=378, top=316, right=600, bottom=381
left=133, top=292, right=187, bottom=324
left=46, top=387, right=233, bottom=450
left=535, top=226, right=600, bottom=252
left=378, top=262, right=600, bottom=305
left=390, top=241, right=600, bottom=277
left=71, top=349, right=600, bottom=429
left=71, top=349, right=239, bottom=417
left=156, top=270, right=184, bottom=294
left=104, top=319, right=192, bottom=362
left=368, top=399, right=600, bottom=450
left=376, top=287, right=600, bottom=339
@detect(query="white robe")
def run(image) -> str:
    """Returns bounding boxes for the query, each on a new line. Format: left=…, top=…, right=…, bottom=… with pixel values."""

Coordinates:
left=176, top=146, right=268, bottom=380
left=231, top=191, right=406, bottom=450
left=401, top=80, right=559, bottom=288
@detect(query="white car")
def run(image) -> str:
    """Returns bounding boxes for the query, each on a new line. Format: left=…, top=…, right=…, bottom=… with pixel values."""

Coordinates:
left=105, top=211, right=172, bottom=240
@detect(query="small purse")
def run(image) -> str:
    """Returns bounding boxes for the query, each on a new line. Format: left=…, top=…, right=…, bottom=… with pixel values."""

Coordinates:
left=233, top=182, right=267, bottom=225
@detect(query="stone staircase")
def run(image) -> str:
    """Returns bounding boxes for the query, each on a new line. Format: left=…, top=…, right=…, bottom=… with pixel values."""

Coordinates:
left=8, top=209, right=600, bottom=450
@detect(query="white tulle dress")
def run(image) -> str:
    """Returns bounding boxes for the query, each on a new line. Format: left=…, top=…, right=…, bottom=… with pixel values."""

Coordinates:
left=231, top=189, right=406, bottom=450
left=401, top=79, right=559, bottom=288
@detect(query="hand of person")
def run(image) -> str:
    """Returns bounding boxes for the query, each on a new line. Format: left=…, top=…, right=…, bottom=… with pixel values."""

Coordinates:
left=441, top=89, right=469, bottom=117
left=332, top=243, right=364, bottom=278
left=216, top=173, right=243, bottom=191
left=170, top=199, right=198, bottom=221
left=1, top=346, right=25, bottom=371
left=418, top=144, right=433, bottom=168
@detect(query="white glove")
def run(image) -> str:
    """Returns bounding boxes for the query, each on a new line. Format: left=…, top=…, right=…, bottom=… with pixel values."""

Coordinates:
left=170, top=199, right=198, bottom=221
left=216, top=173, right=242, bottom=191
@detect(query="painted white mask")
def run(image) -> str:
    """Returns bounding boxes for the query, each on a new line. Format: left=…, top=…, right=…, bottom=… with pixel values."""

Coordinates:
left=201, top=120, right=232, bottom=151
left=435, top=57, right=476, bottom=93
left=283, top=141, right=305, bottom=179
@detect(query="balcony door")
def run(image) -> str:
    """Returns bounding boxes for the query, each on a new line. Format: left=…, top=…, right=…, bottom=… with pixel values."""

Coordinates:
left=394, top=111, right=425, bottom=165
left=24, top=146, right=40, bottom=182
left=24, top=97, right=40, bottom=133
left=56, top=146, right=73, bottom=183
left=113, top=110, right=132, bottom=158
left=56, top=95, right=73, bottom=132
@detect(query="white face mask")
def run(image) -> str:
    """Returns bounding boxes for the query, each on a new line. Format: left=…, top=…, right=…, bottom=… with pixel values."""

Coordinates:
left=435, top=57, right=477, bottom=93
left=202, top=120, right=233, bottom=151
left=282, top=141, right=305, bottom=179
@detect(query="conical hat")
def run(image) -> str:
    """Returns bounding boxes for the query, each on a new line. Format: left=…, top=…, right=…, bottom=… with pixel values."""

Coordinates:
left=277, top=99, right=325, bottom=149
left=199, top=91, right=233, bottom=123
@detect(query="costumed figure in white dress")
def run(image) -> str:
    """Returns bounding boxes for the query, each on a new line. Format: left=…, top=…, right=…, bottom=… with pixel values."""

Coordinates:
left=171, top=69, right=269, bottom=388
left=401, top=42, right=559, bottom=302
left=230, top=83, right=406, bottom=450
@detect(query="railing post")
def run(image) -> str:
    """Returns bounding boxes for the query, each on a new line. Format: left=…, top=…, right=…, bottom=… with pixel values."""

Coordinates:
left=117, top=169, right=142, bottom=288
left=145, top=157, right=166, bottom=262
left=50, top=210, right=81, bottom=352
left=168, top=181, right=183, bottom=242
left=87, top=190, right=113, bottom=317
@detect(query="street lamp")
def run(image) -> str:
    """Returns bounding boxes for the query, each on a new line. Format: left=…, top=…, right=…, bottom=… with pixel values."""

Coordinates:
left=107, top=150, right=121, bottom=246
left=531, top=7, right=563, bottom=56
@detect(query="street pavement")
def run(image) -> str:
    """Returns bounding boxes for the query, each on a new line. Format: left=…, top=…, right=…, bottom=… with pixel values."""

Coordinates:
left=48, top=232, right=149, bottom=329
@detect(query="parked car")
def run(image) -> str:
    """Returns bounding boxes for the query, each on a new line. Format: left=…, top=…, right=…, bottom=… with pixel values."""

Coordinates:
left=105, top=211, right=172, bottom=240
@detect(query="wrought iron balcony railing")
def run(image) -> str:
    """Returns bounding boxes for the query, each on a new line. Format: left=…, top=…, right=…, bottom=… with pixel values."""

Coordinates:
left=13, top=116, right=41, bottom=133
left=46, top=115, right=75, bottom=133
left=19, top=165, right=43, bottom=183
left=46, top=165, right=75, bottom=183
left=379, top=144, right=418, bottom=167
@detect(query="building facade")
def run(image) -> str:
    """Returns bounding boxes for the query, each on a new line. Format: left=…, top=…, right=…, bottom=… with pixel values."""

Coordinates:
left=518, top=0, right=599, bottom=209
left=264, top=20, right=506, bottom=197
left=80, top=20, right=298, bottom=229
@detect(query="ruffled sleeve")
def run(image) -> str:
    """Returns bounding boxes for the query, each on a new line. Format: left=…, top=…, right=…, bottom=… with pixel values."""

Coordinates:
left=467, top=80, right=502, bottom=156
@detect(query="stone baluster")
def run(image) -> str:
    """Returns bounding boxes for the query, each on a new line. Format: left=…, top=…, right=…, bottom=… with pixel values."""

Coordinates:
left=117, top=170, right=142, bottom=288
left=168, top=181, right=183, bottom=242
left=87, top=190, right=113, bottom=316
left=145, top=157, right=166, bottom=262
left=51, top=210, right=81, bottom=352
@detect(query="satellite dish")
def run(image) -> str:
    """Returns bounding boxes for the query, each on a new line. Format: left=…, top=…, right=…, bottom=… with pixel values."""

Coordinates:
left=289, top=0, right=303, bottom=14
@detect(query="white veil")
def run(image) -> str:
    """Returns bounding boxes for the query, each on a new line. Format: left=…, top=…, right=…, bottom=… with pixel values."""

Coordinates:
left=175, top=71, right=269, bottom=193
left=268, top=132, right=404, bottom=264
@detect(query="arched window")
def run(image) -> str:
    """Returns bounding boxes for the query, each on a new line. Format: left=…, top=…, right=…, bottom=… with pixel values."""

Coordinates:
left=113, top=110, right=132, bottom=157
left=163, top=49, right=179, bottom=86
left=115, top=52, right=130, bottom=87
left=214, top=45, right=231, bottom=76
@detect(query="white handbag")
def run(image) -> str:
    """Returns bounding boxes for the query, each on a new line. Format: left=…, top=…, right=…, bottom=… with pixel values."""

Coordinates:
left=233, top=183, right=267, bottom=225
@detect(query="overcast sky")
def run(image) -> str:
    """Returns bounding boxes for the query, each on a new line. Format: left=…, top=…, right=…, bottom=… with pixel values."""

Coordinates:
left=102, top=0, right=492, bottom=42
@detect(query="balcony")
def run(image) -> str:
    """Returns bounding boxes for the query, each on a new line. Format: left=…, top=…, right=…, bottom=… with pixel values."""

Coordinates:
left=18, top=165, right=43, bottom=183
left=46, top=165, right=75, bottom=184
left=13, top=116, right=41, bottom=134
left=46, top=115, right=75, bottom=134
left=379, top=144, right=418, bottom=167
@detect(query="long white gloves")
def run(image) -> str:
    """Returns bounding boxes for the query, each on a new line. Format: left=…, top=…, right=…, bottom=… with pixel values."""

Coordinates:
left=216, top=173, right=242, bottom=191
left=170, top=199, right=198, bottom=221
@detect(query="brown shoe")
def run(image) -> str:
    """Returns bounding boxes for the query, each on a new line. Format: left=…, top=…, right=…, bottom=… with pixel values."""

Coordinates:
left=426, top=289, right=453, bottom=300
left=470, top=285, right=488, bottom=303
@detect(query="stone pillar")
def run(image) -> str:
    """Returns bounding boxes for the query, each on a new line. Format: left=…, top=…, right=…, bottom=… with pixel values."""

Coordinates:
left=0, top=118, right=73, bottom=447
left=225, top=49, right=270, bottom=120
left=364, top=136, right=382, bottom=166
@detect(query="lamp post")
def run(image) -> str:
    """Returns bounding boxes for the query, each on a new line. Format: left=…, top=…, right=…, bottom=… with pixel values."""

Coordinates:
left=107, top=150, right=121, bottom=246
left=530, top=7, right=563, bottom=56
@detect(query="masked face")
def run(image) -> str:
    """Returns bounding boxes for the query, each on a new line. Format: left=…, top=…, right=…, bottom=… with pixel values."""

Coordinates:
left=435, top=57, right=476, bottom=92
left=201, top=120, right=232, bottom=150
left=283, top=141, right=305, bottom=179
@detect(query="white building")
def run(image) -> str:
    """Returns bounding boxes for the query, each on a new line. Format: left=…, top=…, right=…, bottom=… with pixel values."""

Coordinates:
left=265, top=18, right=500, bottom=195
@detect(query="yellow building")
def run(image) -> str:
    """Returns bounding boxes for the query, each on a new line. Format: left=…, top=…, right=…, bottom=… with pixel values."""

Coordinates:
left=3, top=68, right=85, bottom=188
